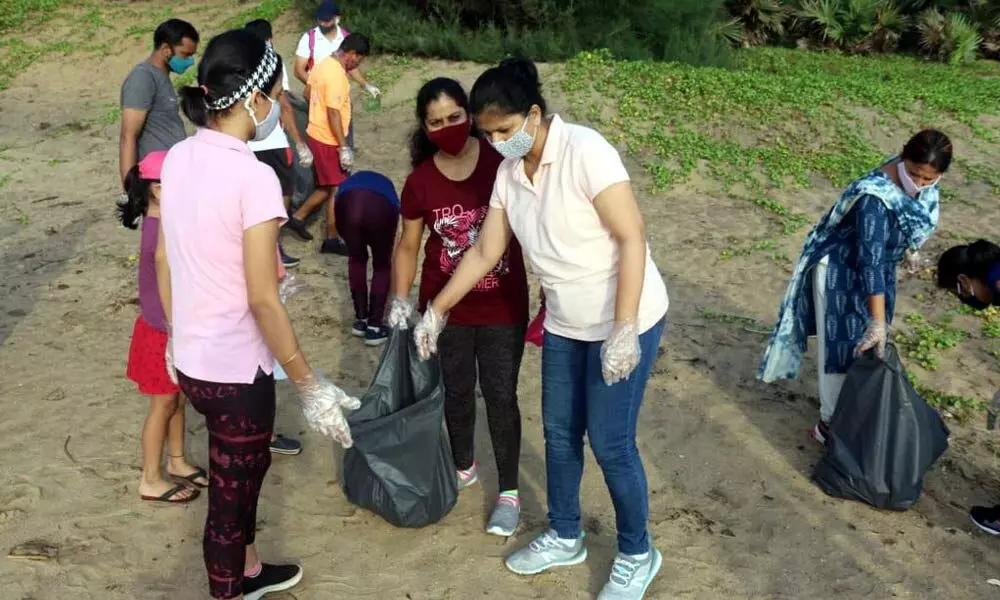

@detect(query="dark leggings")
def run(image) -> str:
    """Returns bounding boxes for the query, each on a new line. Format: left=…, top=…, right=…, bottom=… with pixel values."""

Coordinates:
left=177, top=370, right=275, bottom=600
left=334, top=190, right=399, bottom=327
left=438, top=324, right=526, bottom=492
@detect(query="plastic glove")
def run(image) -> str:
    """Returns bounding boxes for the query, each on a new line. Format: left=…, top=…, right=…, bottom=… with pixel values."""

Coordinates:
left=296, top=145, right=314, bottom=168
left=853, top=319, right=887, bottom=359
left=903, top=250, right=925, bottom=275
left=600, top=320, right=641, bottom=385
left=278, top=274, right=306, bottom=304
left=414, top=304, right=448, bottom=360
left=387, top=296, right=414, bottom=330
left=165, top=337, right=178, bottom=385
left=364, top=83, right=382, bottom=97
left=339, top=146, right=354, bottom=169
left=293, top=370, right=361, bottom=448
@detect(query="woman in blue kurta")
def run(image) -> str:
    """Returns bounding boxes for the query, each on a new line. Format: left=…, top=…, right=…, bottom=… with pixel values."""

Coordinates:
left=758, top=129, right=953, bottom=443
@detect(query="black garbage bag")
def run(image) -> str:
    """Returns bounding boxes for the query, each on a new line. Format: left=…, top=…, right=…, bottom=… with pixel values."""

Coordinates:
left=813, top=344, right=950, bottom=511
left=285, top=92, right=314, bottom=211
left=341, top=328, right=458, bottom=527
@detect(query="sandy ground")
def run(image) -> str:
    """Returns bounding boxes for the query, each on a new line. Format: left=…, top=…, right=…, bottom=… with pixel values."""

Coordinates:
left=3, top=4, right=1000, bottom=599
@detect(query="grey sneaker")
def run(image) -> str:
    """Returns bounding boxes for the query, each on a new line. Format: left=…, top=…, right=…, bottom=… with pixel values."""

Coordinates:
left=505, top=530, right=587, bottom=575
left=457, top=462, right=479, bottom=489
left=486, top=494, right=520, bottom=537
left=597, top=548, right=663, bottom=600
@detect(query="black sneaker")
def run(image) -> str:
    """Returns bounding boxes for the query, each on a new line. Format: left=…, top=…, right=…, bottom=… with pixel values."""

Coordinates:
left=320, top=237, right=349, bottom=256
left=970, top=505, right=1000, bottom=536
left=243, top=563, right=303, bottom=600
left=284, top=217, right=313, bottom=242
left=364, top=325, right=389, bottom=347
left=279, top=245, right=300, bottom=268
left=351, top=319, right=367, bottom=337
left=269, top=434, right=302, bottom=456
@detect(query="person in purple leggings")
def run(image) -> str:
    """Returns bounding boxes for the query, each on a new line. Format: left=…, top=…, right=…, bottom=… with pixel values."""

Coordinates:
left=333, top=170, right=400, bottom=346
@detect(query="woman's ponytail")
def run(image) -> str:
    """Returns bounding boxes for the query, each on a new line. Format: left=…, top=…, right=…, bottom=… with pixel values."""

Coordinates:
left=180, top=84, right=210, bottom=127
left=117, top=164, right=150, bottom=230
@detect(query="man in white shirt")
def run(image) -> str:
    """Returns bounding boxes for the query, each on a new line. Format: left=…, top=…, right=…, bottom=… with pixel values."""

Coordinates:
left=293, top=0, right=379, bottom=149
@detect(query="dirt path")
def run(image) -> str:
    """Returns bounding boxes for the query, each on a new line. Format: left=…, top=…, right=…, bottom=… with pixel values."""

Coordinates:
left=2, top=5, right=1000, bottom=599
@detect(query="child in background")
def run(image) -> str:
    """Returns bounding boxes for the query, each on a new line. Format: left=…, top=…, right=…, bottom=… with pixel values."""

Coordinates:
left=118, top=150, right=208, bottom=504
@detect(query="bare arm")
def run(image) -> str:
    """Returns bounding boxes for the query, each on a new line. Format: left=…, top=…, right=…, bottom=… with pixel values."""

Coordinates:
left=326, top=107, right=347, bottom=147
left=243, top=219, right=313, bottom=381
left=279, top=90, right=304, bottom=148
left=392, top=217, right=424, bottom=297
left=349, top=68, right=368, bottom=87
left=119, top=108, right=147, bottom=186
left=154, top=221, right=172, bottom=328
left=429, top=207, right=513, bottom=314
left=294, top=57, right=310, bottom=86
left=592, top=181, right=646, bottom=322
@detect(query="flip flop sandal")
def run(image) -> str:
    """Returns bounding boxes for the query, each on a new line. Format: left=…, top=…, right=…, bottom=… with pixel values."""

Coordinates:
left=141, top=484, right=200, bottom=504
left=169, top=466, right=209, bottom=489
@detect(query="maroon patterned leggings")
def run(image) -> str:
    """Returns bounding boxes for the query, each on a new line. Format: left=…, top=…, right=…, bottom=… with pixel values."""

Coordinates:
left=178, top=370, right=275, bottom=600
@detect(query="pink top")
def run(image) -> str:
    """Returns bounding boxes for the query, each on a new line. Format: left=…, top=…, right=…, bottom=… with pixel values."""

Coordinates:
left=160, top=128, right=287, bottom=384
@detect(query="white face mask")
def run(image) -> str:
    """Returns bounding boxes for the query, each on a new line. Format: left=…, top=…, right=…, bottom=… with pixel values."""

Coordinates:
left=245, top=92, right=280, bottom=142
left=896, top=161, right=939, bottom=196
left=491, top=114, right=537, bottom=160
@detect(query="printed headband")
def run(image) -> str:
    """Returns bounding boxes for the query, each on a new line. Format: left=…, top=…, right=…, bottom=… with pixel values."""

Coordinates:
left=205, top=45, right=279, bottom=111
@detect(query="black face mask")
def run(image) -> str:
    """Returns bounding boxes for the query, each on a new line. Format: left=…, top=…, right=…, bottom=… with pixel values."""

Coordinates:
left=319, top=23, right=337, bottom=34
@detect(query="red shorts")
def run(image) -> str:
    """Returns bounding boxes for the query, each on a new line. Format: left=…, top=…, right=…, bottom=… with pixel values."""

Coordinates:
left=126, top=315, right=179, bottom=396
left=307, top=136, right=348, bottom=187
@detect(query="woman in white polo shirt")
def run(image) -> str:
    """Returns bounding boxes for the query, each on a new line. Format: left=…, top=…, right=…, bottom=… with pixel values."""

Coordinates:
left=413, top=58, right=668, bottom=600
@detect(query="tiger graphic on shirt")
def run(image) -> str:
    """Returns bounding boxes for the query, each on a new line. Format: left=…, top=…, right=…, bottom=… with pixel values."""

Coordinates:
left=432, top=203, right=509, bottom=291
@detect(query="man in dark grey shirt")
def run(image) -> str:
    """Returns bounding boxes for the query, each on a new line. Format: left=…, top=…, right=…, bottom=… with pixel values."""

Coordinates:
left=119, top=19, right=200, bottom=187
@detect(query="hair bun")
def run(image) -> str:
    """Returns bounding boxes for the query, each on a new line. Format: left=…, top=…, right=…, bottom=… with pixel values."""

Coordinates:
left=498, top=57, right=541, bottom=90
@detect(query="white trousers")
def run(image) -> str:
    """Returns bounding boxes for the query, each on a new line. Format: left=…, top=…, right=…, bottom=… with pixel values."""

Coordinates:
left=813, top=256, right=846, bottom=423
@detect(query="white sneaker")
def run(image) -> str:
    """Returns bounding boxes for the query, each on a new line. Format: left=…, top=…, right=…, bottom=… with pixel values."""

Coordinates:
left=597, top=549, right=663, bottom=600
left=505, top=530, right=587, bottom=575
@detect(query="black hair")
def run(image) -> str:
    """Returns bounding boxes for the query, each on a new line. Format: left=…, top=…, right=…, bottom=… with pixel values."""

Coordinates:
left=178, top=29, right=283, bottom=128
left=937, top=239, right=1000, bottom=290
left=153, top=19, right=199, bottom=50
left=469, top=57, right=547, bottom=117
left=340, top=33, right=371, bottom=56
left=118, top=164, right=154, bottom=230
left=901, top=129, right=953, bottom=173
left=408, top=78, right=481, bottom=168
left=244, top=19, right=272, bottom=42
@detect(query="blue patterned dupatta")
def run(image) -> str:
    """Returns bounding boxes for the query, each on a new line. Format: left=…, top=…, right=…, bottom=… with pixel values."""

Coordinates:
left=757, top=159, right=940, bottom=383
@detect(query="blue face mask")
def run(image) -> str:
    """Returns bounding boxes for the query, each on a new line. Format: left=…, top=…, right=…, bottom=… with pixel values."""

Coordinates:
left=168, top=54, right=195, bottom=75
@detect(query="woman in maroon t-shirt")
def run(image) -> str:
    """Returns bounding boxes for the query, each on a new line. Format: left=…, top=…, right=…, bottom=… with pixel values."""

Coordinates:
left=390, top=78, right=529, bottom=537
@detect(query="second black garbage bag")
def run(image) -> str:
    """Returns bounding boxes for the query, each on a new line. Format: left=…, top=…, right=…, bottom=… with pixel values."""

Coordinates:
left=813, top=344, right=950, bottom=511
left=341, top=327, right=458, bottom=527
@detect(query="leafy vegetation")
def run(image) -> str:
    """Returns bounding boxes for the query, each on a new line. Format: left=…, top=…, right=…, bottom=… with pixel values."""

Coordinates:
left=895, top=312, right=968, bottom=370
left=729, top=0, right=1000, bottom=63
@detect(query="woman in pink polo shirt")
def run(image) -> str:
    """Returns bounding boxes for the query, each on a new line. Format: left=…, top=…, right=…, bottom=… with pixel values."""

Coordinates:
left=161, top=29, right=358, bottom=600
left=413, top=58, right=669, bottom=600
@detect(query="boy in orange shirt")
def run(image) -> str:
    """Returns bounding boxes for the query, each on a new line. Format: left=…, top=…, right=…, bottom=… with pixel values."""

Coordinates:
left=286, top=33, right=371, bottom=255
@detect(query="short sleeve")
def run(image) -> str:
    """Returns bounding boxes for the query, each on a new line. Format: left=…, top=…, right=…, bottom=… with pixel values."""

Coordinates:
left=295, top=32, right=311, bottom=58
left=489, top=177, right=506, bottom=210
left=399, top=173, right=424, bottom=221
left=577, top=130, right=630, bottom=201
left=322, top=69, right=346, bottom=107
left=241, top=163, right=288, bottom=231
left=281, top=67, right=290, bottom=93
left=120, top=67, right=156, bottom=111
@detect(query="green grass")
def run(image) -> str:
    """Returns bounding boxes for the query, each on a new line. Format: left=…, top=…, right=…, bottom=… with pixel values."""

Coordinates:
left=0, top=0, right=77, bottom=34
left=895, top=312, right=968, bottom=371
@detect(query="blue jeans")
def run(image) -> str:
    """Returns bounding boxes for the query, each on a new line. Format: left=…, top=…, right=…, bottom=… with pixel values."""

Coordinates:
left=541, top=318, right=665, bottom=555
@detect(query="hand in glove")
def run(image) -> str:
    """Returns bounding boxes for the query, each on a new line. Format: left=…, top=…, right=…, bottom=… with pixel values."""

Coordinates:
left=853, top=319, right=887, bottom=359
left=296, top=145, right=314, bottom=168
left=364, top=83, right=382, bottom=97
left=600, top=320, right=641, bottom=385
left=279, top=274, right=306, bottom=304
left=903, top=250, right=925, bottom=275
left=414, top=304, right=447, bottom=360
left=165, top=337, right=178, bottom=385
left=293, top=370, right=360, bottom=448
left=339, top=146, right=354, bottom=169
left=387, top=296, right=414, bottom=330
